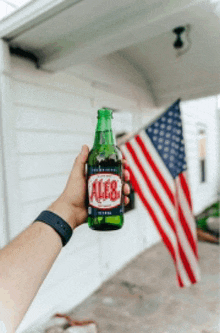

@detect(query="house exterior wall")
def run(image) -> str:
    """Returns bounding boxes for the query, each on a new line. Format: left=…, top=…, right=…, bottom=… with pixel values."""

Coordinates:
left=1, top=54, right=219, bottom=332
left=3, top=56, right=159, bottom=332
left=181, top=97, right=219, bottom=215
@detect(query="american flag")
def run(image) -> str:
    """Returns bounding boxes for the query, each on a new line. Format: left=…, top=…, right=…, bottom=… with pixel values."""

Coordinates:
left=120, top=100, right=200, bottom=287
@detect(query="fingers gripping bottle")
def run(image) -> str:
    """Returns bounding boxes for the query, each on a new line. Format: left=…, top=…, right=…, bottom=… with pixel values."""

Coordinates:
left=87, top=108, right=124, bottom=231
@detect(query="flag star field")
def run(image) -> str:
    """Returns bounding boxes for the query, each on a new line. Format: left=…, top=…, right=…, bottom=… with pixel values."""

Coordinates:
left=146, top=100, right=187, bottom=179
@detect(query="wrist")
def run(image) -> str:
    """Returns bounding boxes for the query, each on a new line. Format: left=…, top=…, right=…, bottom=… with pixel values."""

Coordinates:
left=48, top=198, right=77, bottom=230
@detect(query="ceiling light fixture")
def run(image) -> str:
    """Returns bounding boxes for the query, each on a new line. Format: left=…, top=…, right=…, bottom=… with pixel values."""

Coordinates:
left=173, top=26, right=186, bottom=49
left=172, top=25, right=191, bottom=57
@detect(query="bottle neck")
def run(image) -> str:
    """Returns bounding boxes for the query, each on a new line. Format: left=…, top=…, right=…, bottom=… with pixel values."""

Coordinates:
left=93, top=116, right=115, bottom=147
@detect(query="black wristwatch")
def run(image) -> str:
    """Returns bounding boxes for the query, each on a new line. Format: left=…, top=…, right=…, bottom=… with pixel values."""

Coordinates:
left=34, top=210, right=73, bottom=246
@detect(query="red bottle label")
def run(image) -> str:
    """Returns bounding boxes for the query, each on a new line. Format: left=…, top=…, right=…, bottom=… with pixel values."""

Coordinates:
left=88, top=173, right=122, bottom=210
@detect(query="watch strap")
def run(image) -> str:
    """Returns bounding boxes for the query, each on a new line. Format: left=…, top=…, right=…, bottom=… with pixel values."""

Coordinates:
left=34, top=210, right=73, bottom=246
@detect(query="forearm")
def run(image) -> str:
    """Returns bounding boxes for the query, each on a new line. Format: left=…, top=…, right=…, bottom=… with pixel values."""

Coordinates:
left=0, top=221, right=63, bottom=333
left=0, top=144, right=129, bottom=333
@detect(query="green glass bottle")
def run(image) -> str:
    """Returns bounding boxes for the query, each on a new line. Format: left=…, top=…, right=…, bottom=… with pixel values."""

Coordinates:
left=87, top=108, right=124, bottom=231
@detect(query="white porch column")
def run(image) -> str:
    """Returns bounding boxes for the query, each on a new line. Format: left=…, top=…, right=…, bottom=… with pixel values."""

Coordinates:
left=0, top=39, right=21, bottom=245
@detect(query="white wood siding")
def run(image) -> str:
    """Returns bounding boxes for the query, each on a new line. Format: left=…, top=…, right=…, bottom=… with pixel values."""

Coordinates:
left=2, top=55, right=218, bottom=332
left=13, top=81, right=93, bottom=237
left=3, top=57, right=157, bottom=332
left=181, top=97, right=219, bottom=214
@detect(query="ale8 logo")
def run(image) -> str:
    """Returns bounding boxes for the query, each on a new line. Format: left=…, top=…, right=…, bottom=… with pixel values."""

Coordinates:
left=88, top=173, right=122, bottom=209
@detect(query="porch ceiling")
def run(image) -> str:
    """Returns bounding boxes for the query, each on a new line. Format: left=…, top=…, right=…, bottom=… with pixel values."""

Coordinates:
left=1, top=0, right=220, bottom=106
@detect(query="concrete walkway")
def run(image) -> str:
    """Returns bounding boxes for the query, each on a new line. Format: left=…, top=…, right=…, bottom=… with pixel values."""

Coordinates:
left=67, top=242, right=220, bottom=333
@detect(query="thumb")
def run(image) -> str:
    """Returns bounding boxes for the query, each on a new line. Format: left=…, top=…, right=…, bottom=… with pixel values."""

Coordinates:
left=73, top=145, right=89, bottom=175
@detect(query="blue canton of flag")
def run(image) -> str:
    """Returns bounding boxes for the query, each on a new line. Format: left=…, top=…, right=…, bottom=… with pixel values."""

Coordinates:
left=146, top=100, right=187, bottom=179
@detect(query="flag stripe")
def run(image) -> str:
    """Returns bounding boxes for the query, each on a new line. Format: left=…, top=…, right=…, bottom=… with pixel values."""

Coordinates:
left=175, top=178, right=200, bottom=281
left=131, top=138, right=176, bottom=220
left=176, top=173, right=198, bottom=243
left=177, top=242, right=197, bottom=284
left=122, top=145, right=195, bottom=287
left=126, top=141, right=178, bottom=234
left=126, top=163, right=184, bottom=287
left=175, top=176, right=199, bottom=259
left=123, top=142, right=195, bottom=285
left=135, top=134, right=175, bottom=206
left=121, top=145, right=178, bottom=243
left=141, top=135, right=200, bottom=283
left=179, top=173, right=192, bottom=209
left=176, top=189, right=200, bottom=283
left=177, top=204, right=198, bottom=259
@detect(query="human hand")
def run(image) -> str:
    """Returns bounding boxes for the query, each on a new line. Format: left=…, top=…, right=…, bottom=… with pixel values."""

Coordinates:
left=48, top=145, right=130, bottom=230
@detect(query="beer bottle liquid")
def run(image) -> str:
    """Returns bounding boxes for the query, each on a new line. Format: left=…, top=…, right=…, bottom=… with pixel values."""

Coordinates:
left=87, top=108, right=124, bottom=231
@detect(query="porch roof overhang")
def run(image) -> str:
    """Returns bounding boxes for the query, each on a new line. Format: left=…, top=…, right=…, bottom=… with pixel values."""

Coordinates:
left=1, top=0, right=220, bottom=105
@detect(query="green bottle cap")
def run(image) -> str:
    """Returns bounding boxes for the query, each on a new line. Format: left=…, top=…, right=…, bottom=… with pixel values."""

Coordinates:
left=97, top=108, right=113, bottom=118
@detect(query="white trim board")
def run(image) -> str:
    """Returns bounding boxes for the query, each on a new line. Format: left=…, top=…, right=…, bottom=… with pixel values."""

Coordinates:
left=0, top=96, right=8, bottom=247
left=0, top=40, right=22, bottom=242
left=0, top=39, right=11, bottom=247
left=0, top=0, right=83, bottom=40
